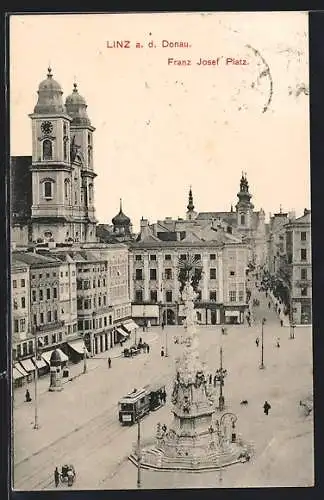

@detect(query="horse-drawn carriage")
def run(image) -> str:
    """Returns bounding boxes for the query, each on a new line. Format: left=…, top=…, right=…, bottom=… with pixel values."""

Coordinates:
left=60, top=464, right=76, bottom=486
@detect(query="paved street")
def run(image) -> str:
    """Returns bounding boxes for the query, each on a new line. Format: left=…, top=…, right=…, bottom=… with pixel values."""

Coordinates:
left=13, top=285, right=313, bottom=490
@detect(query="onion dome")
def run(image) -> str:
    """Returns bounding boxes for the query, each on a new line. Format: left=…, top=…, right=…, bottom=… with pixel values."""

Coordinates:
left=112, top=199, right=131, bottom=226
left=50, top=349, right=62, bottom=363
left=34, top=67, right=66, bottom=114
left=65, top=82, right=91, bottom=126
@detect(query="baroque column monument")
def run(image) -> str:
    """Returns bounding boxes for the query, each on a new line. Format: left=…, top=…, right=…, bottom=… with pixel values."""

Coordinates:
left=130, top=275, right=252, bottom=471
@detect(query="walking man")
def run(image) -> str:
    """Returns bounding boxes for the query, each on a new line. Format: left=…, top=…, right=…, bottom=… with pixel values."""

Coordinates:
left=280, top=319, right=283, bottom=327
left=108, top=357, right=111, bottom=368
left=276, top=337, right=280, bottom=348
left=213, top=375, right=217, bottom=388
left=268, top=302, right=271, bottom=309
left=263, top=400, right=271, bottom=415
left=54, top=467, right=60, bottom=488
left=255, top=337, right=260, bottom=347
left=161, top=347, right=165, bottom=357
left=25, top=389, right=31, bottom=402
left=161, top=321, right=165, bottom=331
left=147, top=344, right=150, bottom=353
left=209, top=374, right=212, bottom=385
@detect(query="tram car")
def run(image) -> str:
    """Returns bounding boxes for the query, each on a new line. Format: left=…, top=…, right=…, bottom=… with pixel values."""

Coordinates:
left=118, top=383, right=166, bottom=425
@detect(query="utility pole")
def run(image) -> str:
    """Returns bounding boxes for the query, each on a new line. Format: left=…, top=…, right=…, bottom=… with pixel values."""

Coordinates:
left=33, top=327, right=39, bottom=430
left=137, top=417, right=142, bottom=488
left=165, top=306, right=168, bottom=357
left=289, top=294, right=295, bottom=339
left=260, top=317, right=266, bottom=369
left=219, top=346, right=225, bottom=410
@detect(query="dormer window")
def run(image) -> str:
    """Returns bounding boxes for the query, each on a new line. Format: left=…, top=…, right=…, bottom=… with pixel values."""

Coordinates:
left=42, top=139, right=53, bottom=160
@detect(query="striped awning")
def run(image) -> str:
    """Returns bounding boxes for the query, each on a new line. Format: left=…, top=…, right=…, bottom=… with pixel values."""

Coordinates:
left=32, top=356, right=48, bottom=369
left=42, top=348, right=69, bottom=364
left=13, top=366, right=25, bottom=380
left=122, top=320, right=139, bottom=332
left=116, top=327, right=128, bottom=338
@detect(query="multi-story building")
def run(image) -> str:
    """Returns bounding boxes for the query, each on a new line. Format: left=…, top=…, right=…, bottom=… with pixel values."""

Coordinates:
left=266, top=209, right=290, bottom=275
left=129, top=218, right=249, bottom=325
left=11, top=255, right=30, bottom=348
left=285, top=209, right=312, bottom=324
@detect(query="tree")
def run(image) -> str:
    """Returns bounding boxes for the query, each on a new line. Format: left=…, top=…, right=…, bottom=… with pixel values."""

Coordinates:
left=177, top=253, right=203, bottom=294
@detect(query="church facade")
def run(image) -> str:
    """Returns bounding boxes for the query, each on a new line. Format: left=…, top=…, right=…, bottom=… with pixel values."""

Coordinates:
left=11, top=68, right=97, bottom=246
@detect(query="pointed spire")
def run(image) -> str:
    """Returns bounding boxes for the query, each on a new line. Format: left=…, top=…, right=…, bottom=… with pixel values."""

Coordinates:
left=187, top=186, right=194, bottom=211
left=279, top=204, right=282, bottom=214
left=119, top=198, right=123, bottom=213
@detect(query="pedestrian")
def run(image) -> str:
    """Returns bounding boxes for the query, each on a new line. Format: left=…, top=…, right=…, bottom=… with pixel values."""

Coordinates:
left=161, top=347, right=164, bottom=357
left=108, top=357, right=111, bottom=368
left=54, top=466, right=60, bottom=488
left=25, top=389, right=31, bottom=402
left=209, top=374, right=212, bottom=385
left=213, top=375, right=217, bottom=388
left=161, top=321, right=165, bottom=330
left=120, top=341, right=123, bottom=348
left=280, top=319, right=283, bottom=327
left=147, top=319, right=151, bottom=329
left=147, top=344, right=150, bottom=353
left=268, top=302, right=271, bottom=309
left=278, top=308, right=281, bottom=315
left=276, top=337, right=280, bottom=348
left=255, top=337, right=259, bottom=347
left=263, top=400, right=271, bottom=415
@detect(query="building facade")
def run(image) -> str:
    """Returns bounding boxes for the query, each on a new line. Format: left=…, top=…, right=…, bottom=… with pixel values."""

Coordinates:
left=129, top=218, right=249, bottom=325
left=11, top=256, right=30, bottom=347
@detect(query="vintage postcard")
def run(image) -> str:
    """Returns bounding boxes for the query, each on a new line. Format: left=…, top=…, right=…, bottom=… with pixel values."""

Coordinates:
left=9, top=11, right=312, bottom=490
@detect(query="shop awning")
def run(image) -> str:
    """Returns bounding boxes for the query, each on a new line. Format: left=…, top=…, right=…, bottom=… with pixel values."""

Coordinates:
left=19, top=358, right=36, bottom=373
left=13, top=366, right=25, bottom=380
left=225, top=310, right=240, bottom=317
left=116, top=327, right=128, bottom=338
left=68, top=340, right=88, bottom=355
left=42, top=348, right=69, bottom=364
left=32, top=356, right=48, bottom=369
left=123, top=320, right=139, bottom=332
left=15, top=363, right=29, bottom=377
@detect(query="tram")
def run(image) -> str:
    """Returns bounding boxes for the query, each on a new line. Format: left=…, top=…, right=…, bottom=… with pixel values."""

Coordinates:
left=118, top=383, right=166, bottom=425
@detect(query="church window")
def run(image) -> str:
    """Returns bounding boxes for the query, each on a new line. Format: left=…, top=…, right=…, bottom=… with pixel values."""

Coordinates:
left=88, top=146, right=92, bottom=165
left=42, top=139, right=53, bottom=160
left=63, top=138, right=68, bottom=161
left=43, top=180, right=53, bottom=199
left=63, top=123, right=67, bottom=136
left=89, top=184, right=93, bottom=203
left=240, top=214, right=245, bottom=225
left=64, top=179, right=70, bottom=200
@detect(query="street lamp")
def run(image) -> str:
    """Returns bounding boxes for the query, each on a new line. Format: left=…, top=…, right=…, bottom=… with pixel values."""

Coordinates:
left=215, top=346, right=227, bottom=411
left=136, top=417, right=142, bottom=488
left=83, top=345, right=87, bottom=374
left=33, top=326, right=39, bottom=430
left=289, top=296, right=295, bottom=340
left=260, top=317, right=266, bottom=369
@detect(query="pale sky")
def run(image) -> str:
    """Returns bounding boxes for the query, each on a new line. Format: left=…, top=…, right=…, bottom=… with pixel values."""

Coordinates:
left=10, top=12, right=310, bottom=230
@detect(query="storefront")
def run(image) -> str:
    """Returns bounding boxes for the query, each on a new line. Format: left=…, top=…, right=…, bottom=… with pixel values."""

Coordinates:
left=132, top=305, right=160, bottom=326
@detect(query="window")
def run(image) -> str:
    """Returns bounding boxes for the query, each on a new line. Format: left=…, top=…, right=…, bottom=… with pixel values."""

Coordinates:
left=194, top=254, right=201, bottom=260
left=40, top=312, right=44, bottom=323
left=210, top=268, right=217, bottom=279
left=229, top=291, right=236, bottom=302
left=14, top=320, right=19, bottom=333
left=210, top=254, right=216, bottom=260
left=46, top=273, right=50, bottom=278
left=39, top=289, right=43, bottom=301
left=84, top=299, right=91, bottom=309
left=52, top=334, right=56, bottom=344
left=166, top=290, right=173, bottom=302
left=58, top=332, right=62, bottom=342
left=44, top=181, right=53, bottom=199
left=28, top=340, right=33, bottom=354
left=196, top=290, right=202, bottom=301
left=164, top=268, right=172, bottom=280
left=301, top=232, right=307, bottom=241
left=33, top=314, right=37, bottom=325
left=54, top=310, right=58, bottom=321
left=21, top=279, right=25, bottom=287
left=44, top=336, right=49, bottom=346
left=180, top=254, right=187, bottom=261
left=109, top=316, right=112, bottom=325
left=22, top=343, right=28, bottom=356
left=150, top=269, right=157, bottom=280
left=135, top=290, right=143, bottom=302
left=43, top=139, right=53, bottom=160
left=150, top=290, right=158, bottom=302
left=53, top=288, right=57, bottom=299
left=230, top=271, right=235, bottom=276
left=135, top=269, right=143, bottom=280
left=13, top=280, right=17, bottom=288
left=301, top=287, right=308, bottom=296
left=64, top=179, right=69, bottom=199
left=53, top=272, right=56, bottom=277
left=98, top=296, right=101, bottom=307
left=210, top=291, right=217, bottom=301
left=78, top=320, right=84, bottom=331
left=301, top=249, right=307, bottom=261
left=93, top=280, right=96, bottom=288
left=63, top=139, right=68, bottom=161
left=150, top=254, right=156, bottom=261
left=301, top=268, right=307, bottom=280
left=103, top=295, right=106, bottom=305
left=46, top=288, right=51, bottom=299
left=165, top=254, right=171, bottom=260
left=240, top=214, right=245, bottom=225
left=32, top=274, right=36, bottom=279
left=104, top=317, right=107, bottom=327
left=238, top=290, right=244, bottom=302
left=21, top=297, right=26, bottom=308
left=135, top=255, right=142, bottom=261
left=47, top=311, right=52, bottom=322
left=98, top=279, right=100, bottom=287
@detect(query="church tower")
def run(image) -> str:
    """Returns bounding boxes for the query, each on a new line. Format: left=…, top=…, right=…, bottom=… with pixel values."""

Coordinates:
left=28, top=68, right=97, bottom=244
left=235, top=173, right=254, bottom=231
left=186, top=186, right=197, bottom=221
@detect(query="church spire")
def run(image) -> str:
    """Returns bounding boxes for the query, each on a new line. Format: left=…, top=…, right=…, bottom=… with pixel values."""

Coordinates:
left=187, top=186, right=195, bottom=211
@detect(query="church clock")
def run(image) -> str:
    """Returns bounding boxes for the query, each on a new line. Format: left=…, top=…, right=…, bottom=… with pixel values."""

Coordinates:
left=41, top=121, right=53, bottom=135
